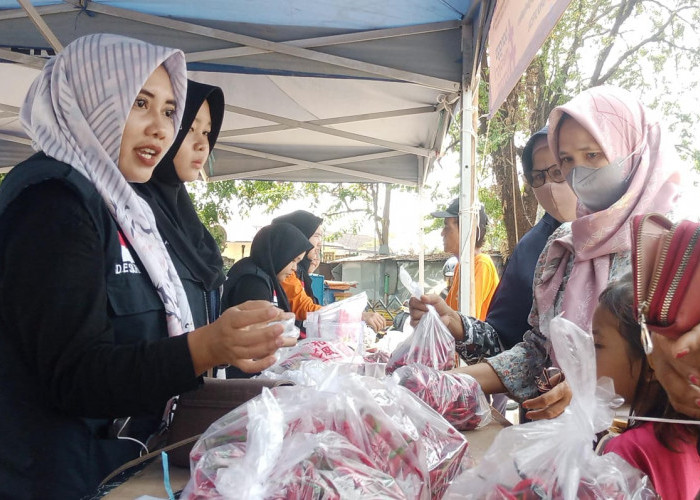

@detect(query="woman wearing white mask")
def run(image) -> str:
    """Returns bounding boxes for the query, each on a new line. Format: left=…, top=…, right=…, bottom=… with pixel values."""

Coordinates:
left=410, top=86, right=681, bottom=420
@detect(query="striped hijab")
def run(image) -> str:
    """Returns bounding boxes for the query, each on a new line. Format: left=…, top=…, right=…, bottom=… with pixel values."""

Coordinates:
left=20, top=33, right=194, bottom=336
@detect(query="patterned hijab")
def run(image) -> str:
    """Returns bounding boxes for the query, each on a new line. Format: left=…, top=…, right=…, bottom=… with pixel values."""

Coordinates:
left=537, top=86, right=681, bottom=331
left=20, top=33, right=193, bottom=336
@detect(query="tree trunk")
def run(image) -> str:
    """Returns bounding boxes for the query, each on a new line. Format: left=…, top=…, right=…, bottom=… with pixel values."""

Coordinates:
left=491, top=85, right=538, bottom=257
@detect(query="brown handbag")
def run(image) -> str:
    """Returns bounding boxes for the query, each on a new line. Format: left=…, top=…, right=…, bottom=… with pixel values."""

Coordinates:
left=166, top=377, right=294, bottom=467
left=632, top=213, right=700, bottom=354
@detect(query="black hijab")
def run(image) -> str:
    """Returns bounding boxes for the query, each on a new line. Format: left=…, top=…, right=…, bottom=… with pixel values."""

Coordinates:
left=134, top=80, right=226, bottom=291
left=272, top=210, right=323, bottom=301
left=250, top=223, right=313, bottom=311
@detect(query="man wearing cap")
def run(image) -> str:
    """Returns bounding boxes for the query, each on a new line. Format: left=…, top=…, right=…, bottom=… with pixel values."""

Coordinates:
left=432, top=199, right=499, bottom=320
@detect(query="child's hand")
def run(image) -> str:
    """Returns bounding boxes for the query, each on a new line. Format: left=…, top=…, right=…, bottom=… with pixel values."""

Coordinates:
left=650, top=326, right=700, bottom=419
left=521, top=372, right=572, bottom=420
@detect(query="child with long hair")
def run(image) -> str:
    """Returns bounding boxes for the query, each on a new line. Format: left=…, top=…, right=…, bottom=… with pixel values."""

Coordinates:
left=594, top=274, right=700, bottom=498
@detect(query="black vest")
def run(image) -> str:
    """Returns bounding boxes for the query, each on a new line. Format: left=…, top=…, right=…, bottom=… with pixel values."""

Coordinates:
left=0, top=154, right=168, bottom=499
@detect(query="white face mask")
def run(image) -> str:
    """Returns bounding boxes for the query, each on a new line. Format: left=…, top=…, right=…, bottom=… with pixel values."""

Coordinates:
left=532, top=181, right=578, bottom=223
left=565, top=150, right=638, bottom=213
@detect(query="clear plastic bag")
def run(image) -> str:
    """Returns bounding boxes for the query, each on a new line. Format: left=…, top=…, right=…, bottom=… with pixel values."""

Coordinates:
left=182, top=388, right=408, bottom=499
left=184, top=375, right=430, bottom=499
left=184, top=364, right=471, bottom=499
left=386, top=306, right=455, bottom=374
left=443, top=315, right=658, bottom=499
left=365, top=375, right=470, bottom=499
left=262, top=338, right=359, bottom=376
left=392, top=364, right=492, bottom=431
left=280, top=364, right=468, bottom=499
left=268, top=315, right=299, bottom=339
left=304, top=292, right=368, bottom=350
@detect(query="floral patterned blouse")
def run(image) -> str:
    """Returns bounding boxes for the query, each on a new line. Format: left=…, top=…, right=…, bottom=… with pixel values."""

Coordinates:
left=455, top=224, right=632, bottom=402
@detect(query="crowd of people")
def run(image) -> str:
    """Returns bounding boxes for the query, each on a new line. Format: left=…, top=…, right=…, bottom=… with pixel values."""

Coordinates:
left=0, top=33, right=698, bottom=498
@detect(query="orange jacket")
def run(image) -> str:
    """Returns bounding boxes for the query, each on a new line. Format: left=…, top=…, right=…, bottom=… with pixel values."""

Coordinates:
left=445, top=254, right=500, bottom=321
left=281, top=272, right=322, bottom=321
left=445, top=262, right=461, bottom=312
left=473, top=253, right=499, bottom=321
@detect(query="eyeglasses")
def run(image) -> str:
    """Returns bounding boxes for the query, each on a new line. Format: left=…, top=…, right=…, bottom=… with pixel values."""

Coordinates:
left=530, top=165, right=566, bottom=188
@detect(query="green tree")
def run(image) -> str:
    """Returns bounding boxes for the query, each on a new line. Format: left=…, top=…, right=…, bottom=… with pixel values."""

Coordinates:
left=473, top=0, right=700, bottom=257
left=190, top=179, right=403, bottom=253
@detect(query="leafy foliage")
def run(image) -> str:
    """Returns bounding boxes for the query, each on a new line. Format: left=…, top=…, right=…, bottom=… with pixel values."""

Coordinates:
left=190, top=178, right=410, bottom=252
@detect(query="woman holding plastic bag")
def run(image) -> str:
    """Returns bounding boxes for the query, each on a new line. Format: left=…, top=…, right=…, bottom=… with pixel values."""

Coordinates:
left=410, top=86, right=681, bottom=420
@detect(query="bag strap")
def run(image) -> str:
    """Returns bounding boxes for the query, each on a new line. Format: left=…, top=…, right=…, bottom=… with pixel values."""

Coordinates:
left=99, top=433, right=201, bottom=487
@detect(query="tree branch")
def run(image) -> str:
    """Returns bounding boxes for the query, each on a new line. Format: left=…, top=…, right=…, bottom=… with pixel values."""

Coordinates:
left=589, top=0, right=639, bottom=85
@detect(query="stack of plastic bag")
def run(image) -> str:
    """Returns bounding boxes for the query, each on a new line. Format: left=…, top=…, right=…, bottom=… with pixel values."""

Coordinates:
left=183, top=365, right=469, bottom=499
left=393, top=364, right=492, bottom=431
left=304, top=292, right=368, bottom=351
left=442, top=315, right=658, bottom=499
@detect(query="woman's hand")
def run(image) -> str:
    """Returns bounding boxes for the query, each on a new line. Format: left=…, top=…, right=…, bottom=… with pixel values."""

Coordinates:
left=408, top=294, right=465, bottom=340
left=187, top=300, right=296, bottom=375
left=362, top=311, right=386, bottom=332
left=521, top=372, right=572, bottom=420
left=649, top=326, right=700, bottom=418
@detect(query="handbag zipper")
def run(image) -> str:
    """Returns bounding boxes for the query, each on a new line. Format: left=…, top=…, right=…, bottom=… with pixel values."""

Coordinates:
left=635, top=214, right=654, bottom=354
left=659, top=225, right=700, bottom=324
left=636, top=214, right=675, bottom=354
left=647, top=221, right=677, bottom=306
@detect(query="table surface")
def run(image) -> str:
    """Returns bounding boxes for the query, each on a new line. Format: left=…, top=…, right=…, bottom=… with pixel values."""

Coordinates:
left=104, top=408, right=510, bottom=499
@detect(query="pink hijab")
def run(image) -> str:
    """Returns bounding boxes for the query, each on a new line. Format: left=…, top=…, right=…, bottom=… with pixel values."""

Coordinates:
left=536, top=86, right=681, bottom=331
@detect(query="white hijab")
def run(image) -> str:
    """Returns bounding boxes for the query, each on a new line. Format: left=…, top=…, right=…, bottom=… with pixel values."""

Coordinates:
left=20, top=33, right=194, bottom=336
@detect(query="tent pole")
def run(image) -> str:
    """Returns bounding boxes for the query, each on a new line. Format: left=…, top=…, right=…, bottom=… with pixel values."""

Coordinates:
left=418, top=156, right=425, bottom=292
left=458, top=21, right=477, bottom=316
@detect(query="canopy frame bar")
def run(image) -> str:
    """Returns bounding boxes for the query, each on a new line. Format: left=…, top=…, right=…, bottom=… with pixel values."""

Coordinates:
left=218, top=105, right=437, bottom=138
left=17, top=0, right=64, bottom=52
left=211, top=144, right=414, bottom=185
left=0, top=132, right=32, bottom=146
left=61, top=0, right=460, bottom=92
left=186, top=20, right=461, bottom=62
left=0, top=2, right=74, bottom=20
left=209, top=150, right=406, bottom=181
left=0, top=48, right=45, bottom=69
left=224, top=104, right=433, bottom=158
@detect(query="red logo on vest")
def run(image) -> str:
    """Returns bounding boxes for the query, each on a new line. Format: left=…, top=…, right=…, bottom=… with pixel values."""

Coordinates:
left=116, top=231, right=141, bottom=275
